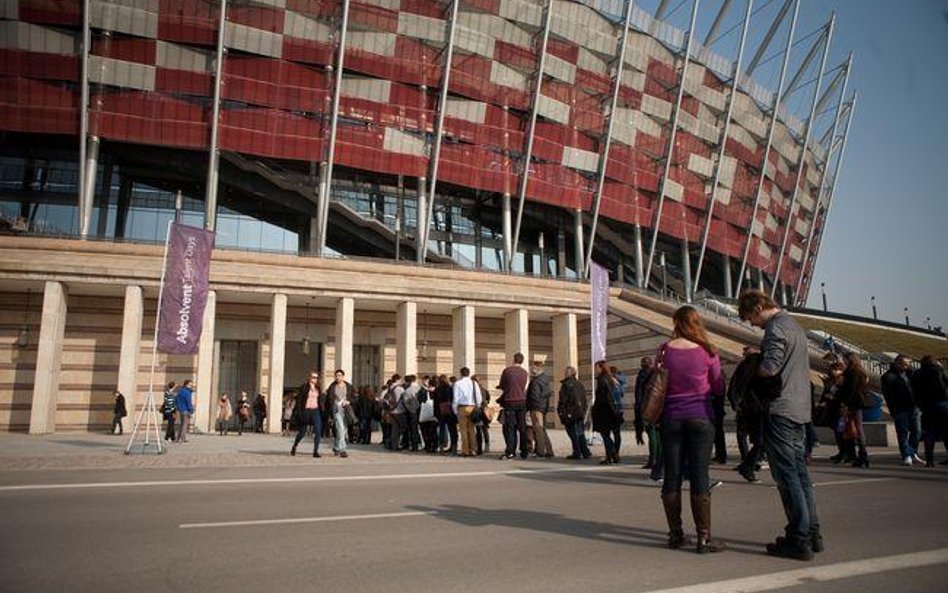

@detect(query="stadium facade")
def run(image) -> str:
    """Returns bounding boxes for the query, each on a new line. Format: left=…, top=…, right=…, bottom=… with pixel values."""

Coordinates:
left=0, top=0, right=855, bottom=432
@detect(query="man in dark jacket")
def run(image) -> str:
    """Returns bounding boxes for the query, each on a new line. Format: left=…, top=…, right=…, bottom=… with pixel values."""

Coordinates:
left=111, top=391, right=127, bottom=435
left=910, top=356, right=948, bottom=467
left=499, top=352, right=529, bottom=459
left=527, top=360, right=553, bottom=457
left=881, top=355, right=922, bottom=465
left=558, top=366, right=590, bottom=459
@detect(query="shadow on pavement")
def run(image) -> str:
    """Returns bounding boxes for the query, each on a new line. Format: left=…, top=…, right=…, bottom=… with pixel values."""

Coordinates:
left=407, top=503, right=767, bottom=555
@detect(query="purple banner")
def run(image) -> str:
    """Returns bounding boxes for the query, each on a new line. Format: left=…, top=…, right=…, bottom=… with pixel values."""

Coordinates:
left=590, top=261, right=609, bottom=364
left=157, top=222, right=215, bottom=355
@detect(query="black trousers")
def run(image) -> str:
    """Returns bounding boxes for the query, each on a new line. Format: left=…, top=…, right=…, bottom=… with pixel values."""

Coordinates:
left=502, top=407, right=528, bottom=458
left=292, top=409, right=322, bottom=455
left=164, top=416, right=176, bottom=440
left=713, top=401, right=727, bottom=462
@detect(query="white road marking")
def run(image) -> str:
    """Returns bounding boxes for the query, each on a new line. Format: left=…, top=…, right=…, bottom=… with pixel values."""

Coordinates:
left=0, top=464, right=626, bottom=492
left=180, top=511, right=432, bottom=529
left=642, top=548, right=948, bottom=593
left=812, top=477, right=895, bottom=487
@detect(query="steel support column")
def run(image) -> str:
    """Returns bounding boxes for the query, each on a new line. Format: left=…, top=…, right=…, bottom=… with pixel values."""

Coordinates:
left=633, top=223, right=643, bottom=287
left=734, top=0, right=800, bottom=296
left=780, top=25, right=826, bottom=104
left=80, top=135, right=99, bottom=237
left=509, top=0, right=554, bottom=270
left=772, top=14, right=835, bottom=295
left=78, top=0, right=91, bottom=238
left=316, top=0, right=351, bottom=254
left=693, top=0, right=753, bottom=294
left=794, top=56, right=851, bottom=298
left=205, top=0, right=227, bottom=232
left=584, top=0, right=636, bottom=276
left=704, top=0, right=734, bottom=47
left=798, top=92, right=856, bottom=302
left=574, top=208, right=584, bottom=278
left=418, top=0, right=461, bottom=263
left=502, top=193, right=512, bottom=271
left=643, top=0, right=701, bottom=292
left=746, top=0, right=792, bottom=76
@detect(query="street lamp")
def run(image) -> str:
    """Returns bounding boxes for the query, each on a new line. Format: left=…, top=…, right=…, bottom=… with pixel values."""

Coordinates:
left=904, top=307, right=910, bottom=327
left=821, top=282, right=827, bottom=312
left=870, top=296, right=877, bottom=320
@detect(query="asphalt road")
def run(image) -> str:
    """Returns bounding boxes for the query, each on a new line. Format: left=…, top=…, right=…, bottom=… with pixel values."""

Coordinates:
left=1, top=450, right=946, bottom=593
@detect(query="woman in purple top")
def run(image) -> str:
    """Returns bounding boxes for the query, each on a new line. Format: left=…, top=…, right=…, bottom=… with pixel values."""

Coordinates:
left=659, top=306, right=726, bottom=554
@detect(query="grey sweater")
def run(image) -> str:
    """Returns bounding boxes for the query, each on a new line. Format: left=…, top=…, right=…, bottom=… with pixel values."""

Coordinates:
left=759, top=310, right=811, bottom=424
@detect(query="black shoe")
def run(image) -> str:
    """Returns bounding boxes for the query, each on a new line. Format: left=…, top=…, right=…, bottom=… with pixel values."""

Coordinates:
left=642, top=462, right=653, bottom=469
left=566, top=454, right=580, bottom=460
left=290, top=447, right=297, bottom=457
left=340, top=451, right=348, bottom=458
left=739, top=467, right=761, bottom=484
left=939, top=459, right=948, bottom=466
left=599, top=458, right=615, bottom=465
left=766, top=539, right=814, bottom=561
left=313, top=452, right=321, bottom=458
left=775, top=534, right=823, bottom=554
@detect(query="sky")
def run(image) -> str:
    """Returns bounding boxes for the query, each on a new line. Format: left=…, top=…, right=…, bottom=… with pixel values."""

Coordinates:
left=646, top=0, right=948, bottom=331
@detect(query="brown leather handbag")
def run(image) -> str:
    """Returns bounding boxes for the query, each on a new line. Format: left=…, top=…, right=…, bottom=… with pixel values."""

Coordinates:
left=641, top=345, right=668, bottom=425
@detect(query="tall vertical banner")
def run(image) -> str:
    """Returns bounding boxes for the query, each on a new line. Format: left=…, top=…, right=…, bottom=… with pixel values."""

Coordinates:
left=157, top=223, right=216, bottom=354
left=590, top=261, right=609, bottom=364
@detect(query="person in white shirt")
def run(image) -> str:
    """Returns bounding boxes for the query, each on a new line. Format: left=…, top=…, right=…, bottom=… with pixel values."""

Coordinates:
left=452, top=367, right=482, bottom=457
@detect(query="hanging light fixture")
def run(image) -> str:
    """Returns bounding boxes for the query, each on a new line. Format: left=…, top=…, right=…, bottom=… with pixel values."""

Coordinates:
left=15, top=289, right=30, bottom=348
left=419, top=308, right=429, bottom=362
left=301, top=298, right=312, bottom=356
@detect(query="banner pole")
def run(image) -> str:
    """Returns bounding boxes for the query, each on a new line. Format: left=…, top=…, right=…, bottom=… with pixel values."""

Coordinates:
left=126, top=220, right=173, bottom=454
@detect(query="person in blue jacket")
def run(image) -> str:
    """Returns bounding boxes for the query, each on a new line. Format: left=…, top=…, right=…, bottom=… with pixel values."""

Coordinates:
left=175, top=379, right=195, bottom=443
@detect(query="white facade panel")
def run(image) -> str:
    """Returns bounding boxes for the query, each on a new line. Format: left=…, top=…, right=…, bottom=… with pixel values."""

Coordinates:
left=687, top=153, right=714, bottom=179
left=578, top=48, right=609, bottom=75
left=729, top=124, right=758, bottom=154
left=544, top=53, right=576, bottom=84
left=718, top=156, right=737, bottom=188
left=360, top=0, right=400, bottom=9
left=285, top=11, right=331, bottom=43
left=91, top=0, right=158, bottom=38
left=346, top=32, right=397, bottom=56
left=714, top=186, right=731, bottom=206
left=341, top=77, right=392, bottom=102
left=445, top=99, right=487, bottom=124
left=397, top=12, right=446, bottom=44
left=458, top=12, right=533, bottom=48
left=611, top=121, right=636, bottom=147
left=640, top=94, right=672, bottom=121
left=498, top=0, right=543, bottom=28
left=561, top=146, right=598, bottom=173
left=383, top=128, right=425, bottom=156
left=1, top=0, right=18, bottom=19
left=89, top=55, right=156, bottom=91
left=789, top=243, right=803, bottom=262
left=663, top=179, right=684, bottom=202
left=455, top=25, right=495, bottom=58
left=490, top=61, right=528, bottom=91
left=622, top=69, right=646, bottom=91
left=0, top=21, right=78, bottom=55
left=537, top=95, right=571, bottom=124
left=225, top=23, right=284, bottom=58
left=156, top=41, right=211, bottom=73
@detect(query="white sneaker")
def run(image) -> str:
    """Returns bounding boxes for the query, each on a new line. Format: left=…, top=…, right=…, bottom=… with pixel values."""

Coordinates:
left=902, top=456, right=913, bottom=466
left=912, top=454, right=926, bottom=465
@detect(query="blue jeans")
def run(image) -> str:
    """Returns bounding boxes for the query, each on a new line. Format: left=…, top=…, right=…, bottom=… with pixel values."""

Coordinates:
left=893, top=409, right=921, bottom=459
left=660, top=418, right=714, bottom=495
left=565, top=419, right=590, bottom=458
left=333, top=408, right=348, bottom=452
left=764, top=414, right=820, bottom=546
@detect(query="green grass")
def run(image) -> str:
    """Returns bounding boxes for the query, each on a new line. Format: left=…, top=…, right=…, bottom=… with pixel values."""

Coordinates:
left=794, top=315, right=948, bottom=359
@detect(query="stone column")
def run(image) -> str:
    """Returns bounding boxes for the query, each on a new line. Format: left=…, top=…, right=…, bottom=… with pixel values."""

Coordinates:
left=396, top=301, right=417, bottom=375
left=452, top=305, right=475, bottom=374
left=117, top=285, right=143, bottom=427
left=29, top=281, right=68, bottom=434
left=267, top=293, right=287, bottom=434
left=551, top=312, right=578, bottom=420
left=194, top=289, right=216, bottom=434
left=722, top=253, right=733, bottom=299
left=335, top=297, right=354, bottom=375
left=504, top=308, right=529, bottom=365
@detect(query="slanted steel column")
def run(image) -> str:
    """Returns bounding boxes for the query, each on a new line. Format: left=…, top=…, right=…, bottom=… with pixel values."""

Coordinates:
left=772, top=14, right=835, bottom=295
left=798, top=92, right=856, bottom=303
left=794, top=55, right=851, bottom=298
left=633, top=223, right=643, bottom=287
left=746, top=0, right=792, bottom=76
left=693, top=0, right=753, bottom=294
left=734, top=0, right=800, bottom=295
left=205, top=0, right=227, bottom=231
left=316, top=0, right=351, bottom=253
left=642, top=0, right=701, bottom=292
left=78, top=0, right=91, bottom=238
left=584, top=0, right=636, bottom=277
left=704, top=0, right=734, bottom=47
left=418, top=0, right=461, bottom=263
left=509, top=0, right=554, bottom=270
left=80, top=136, right=99, bottom=238
left=780, top=25, right=826, bottom=104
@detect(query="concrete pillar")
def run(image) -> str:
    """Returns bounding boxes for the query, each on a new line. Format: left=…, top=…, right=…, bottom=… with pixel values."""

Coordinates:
left=267, top=293, right=287, bottom=434
left=757, top=269, right=765, bottom=292
left=29, top=281, right=68, bottom=434
left=551, top=312, right=578, bottom=389
left=502, top=193, right=512, bottom=271
left=722, top=253, right=733, bottom=299
left=504, top=308, right=529, bottom=365
left=79, top=135, right=99, bottom=239
left=681, top=237, right=692, bottom=302
left=634, top=224, right=644, bottom=287
left=416, top=176, right=427, bottom=263
left=194, top=289, right=216, bottom=433
left=573, top=208, right=584, bottom=278
left=556, top=228, right=566, bottom=278
left=335, top=297, right=354, bottom=375
left=117, top=285, right=143, bottom=426
left=452, top=305, right=475, bottom=373
left=396, top=301, right=417, bottom=375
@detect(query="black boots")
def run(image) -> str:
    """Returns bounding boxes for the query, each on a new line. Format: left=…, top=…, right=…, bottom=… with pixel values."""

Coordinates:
left=691, top=492, right=726, bottom=554
left=661, top=492, right=690, bottom=549
left=852, top=446, right=869, bottom=468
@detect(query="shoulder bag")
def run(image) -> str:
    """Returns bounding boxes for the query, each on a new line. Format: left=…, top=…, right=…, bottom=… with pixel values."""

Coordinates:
left=641, top=345, right=668, bottom=425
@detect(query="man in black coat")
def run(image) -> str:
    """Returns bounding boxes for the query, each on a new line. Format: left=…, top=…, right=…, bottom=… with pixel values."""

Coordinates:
left=881, top=355, right=922, bottom=466
left=526, top=360, right=553, bottom=457
left=558, top=366, right=590, bottom=460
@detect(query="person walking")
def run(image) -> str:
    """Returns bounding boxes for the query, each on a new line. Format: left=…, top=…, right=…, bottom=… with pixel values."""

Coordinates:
left=111, top=391, right=127, bottom=435
left=291, top=371, right=323, bottom=458
left=216, top=392, right=232, bottom=436
left=609, top=365, right=626, bottom=463
left=592, top=362, right=623, bottom=465
left=252, top=393, right=267, bottom=433
left=162, top=381, right=177, bottom=441
left=634, top=358, right=659, bottom=470
left=236, top=392, right=252, bottom=436
left=452, top=367, right=482, bottom=457
left=499, top=353, right=529, bottom=459
left=656, top=306, right=726, bottom=553
left=281, top=391, right=295, bottom=436
left=326, top=369, right=355, bottom=458
left=473, top=375, right=492, bottom=455
left=526, top=360, right=553, bottom=458
left=401, top=375, right=423, bottom=452
left=738, top=290, right=822, bottom=560
left=881, top=355, right=923, bottom=466
left=558, top=366, right=591, bottom=459
left=838, top=352, right=871, bottom=468
left=175, top=379, right=194, bottom=443
left=911, top=355, right=948, bottom=467
left=727, top=346, right=778, bottom=483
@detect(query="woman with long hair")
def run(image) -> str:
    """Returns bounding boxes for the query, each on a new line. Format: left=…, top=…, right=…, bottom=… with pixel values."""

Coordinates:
left=216, top=392, right=232, bottom=436
left=838, top=352, right=871, bottom=468
left=592, top=361, right=623, bottom=465
left=658, top=306, right=726, bottom=553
